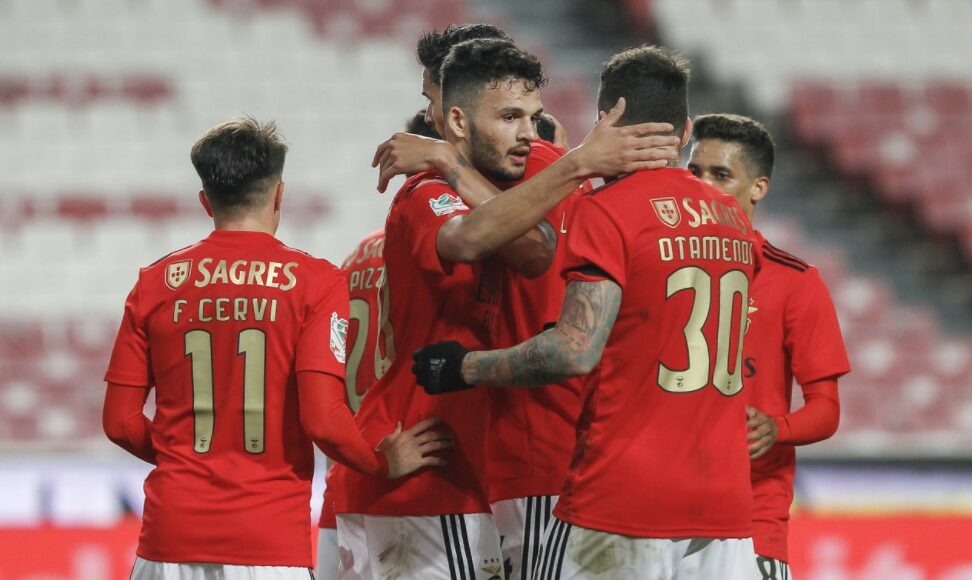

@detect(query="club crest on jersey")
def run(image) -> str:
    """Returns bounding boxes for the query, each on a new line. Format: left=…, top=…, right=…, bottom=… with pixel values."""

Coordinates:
left=429, top=193, right=469, bottom=217
left=165, top=260, right=192, bottom=290
left=651, top=197, right=681, bottom=228
left=330, top=312, right=348, bottom=364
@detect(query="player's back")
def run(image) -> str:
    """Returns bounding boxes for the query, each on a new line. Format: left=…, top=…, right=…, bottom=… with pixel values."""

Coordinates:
left=556, top=168, right=758, bottom=538
left=107, top=230, right=346, bottom=567
left=341, top=174, right=501, bottom=516
left=341, top=228, right=385, bottom=409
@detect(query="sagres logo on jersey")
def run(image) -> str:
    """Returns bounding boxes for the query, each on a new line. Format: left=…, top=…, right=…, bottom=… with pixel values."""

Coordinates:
left=330, top=312, right=348, bottom=364
left=165, top=260, right=192, bottom=290
left=429, top=193, right=469, bottom=217
left=651, top=197, right=681, bottom=228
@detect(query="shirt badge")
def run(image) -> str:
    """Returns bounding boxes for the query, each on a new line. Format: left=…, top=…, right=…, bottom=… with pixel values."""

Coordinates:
left=746, top=298, right=758, bottom=334
left=165, top=260, right=192, bottom=290
left=330, top=312, right=348, bottom=364
left=429, top=193, right=469, bottom=217
left=651, top=197, right=681, bottom=228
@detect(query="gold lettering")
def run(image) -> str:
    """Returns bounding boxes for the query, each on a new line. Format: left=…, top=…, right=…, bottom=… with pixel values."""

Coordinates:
left=195, top=258, right=213, bottom=287
left=698, top=200, right=716, bottom=225
left=721, top=238, right=731, bottom=261
left=199, top=298, right=213, bottom=322
left=247, top=261, right=267, bottom=286
left=253, top=298, right=267, bottom=322
left=216, top=298, right=230, bottom=322
left=279, top=262, right=298, bottom=291
left=270, top=299, right=278, bottom=322
left=659, top=238, right=673, bottom=262
left=689, top=237, right=701, bottom=259
left=174, top=299, right=188, bottom=323
left=683, top=198, right=700, bottom=227
left=234, top=297, right=248, bottom=321
left=266, top=262, right=281, bottom=288
left=349, top=270, right=362, bottom=292
left=211, top=260, right=229, bottom=284
left=229, top=260, right=247, bottom=285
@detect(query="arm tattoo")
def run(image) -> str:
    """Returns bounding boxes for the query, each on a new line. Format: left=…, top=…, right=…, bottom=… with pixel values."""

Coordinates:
left=463, top=279, right=622, bottom=386
left=444, top=155, right=471, bottom=192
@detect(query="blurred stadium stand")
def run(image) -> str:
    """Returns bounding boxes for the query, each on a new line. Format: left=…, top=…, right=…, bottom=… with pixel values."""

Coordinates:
left=2, top=0, right=972, bottom=577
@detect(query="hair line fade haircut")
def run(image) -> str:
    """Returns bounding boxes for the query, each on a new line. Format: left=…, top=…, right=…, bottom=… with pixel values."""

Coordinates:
left=597, top=44, right=690, bottom=134
left=416, top=24, right=511, bottom=86
left=190, top=116, right=288, bottom=212
left=439, top=38, right=548, bottom=113
left=691, top=113, right=776, bottom=179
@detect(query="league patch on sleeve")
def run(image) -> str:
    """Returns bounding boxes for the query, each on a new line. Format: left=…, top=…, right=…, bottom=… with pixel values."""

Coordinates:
left=429, top=193, right=469, bottom=217
left=330, top=312, right=348, bottom=364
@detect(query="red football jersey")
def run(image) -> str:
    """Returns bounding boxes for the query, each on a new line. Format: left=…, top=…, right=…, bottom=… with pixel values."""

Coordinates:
left=320, top=229, right=385, bottom=529
left=104, top=230, right=348, bottom=567
left=555, top=168, right=758, bottom=538
left=489, top=140, right=584, bottom=501
left=746, top=231, right=851, bottom=561
left=337, top=173, right=501, bottom=516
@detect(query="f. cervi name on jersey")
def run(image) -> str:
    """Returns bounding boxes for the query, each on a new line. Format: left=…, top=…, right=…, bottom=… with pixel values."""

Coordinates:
left=172, top=258, right=299, bottom=324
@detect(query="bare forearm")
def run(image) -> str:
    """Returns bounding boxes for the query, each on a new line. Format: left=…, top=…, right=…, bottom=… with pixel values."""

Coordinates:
left=462, top=278, right=621, bottom=386
left=462, top=328, right=582, bottom=387
left=435, top=150, right=585, bottom=260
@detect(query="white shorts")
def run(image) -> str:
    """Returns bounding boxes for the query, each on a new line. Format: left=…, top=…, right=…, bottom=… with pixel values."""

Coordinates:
left=679, top=551, right=791, bottom=579
left=336, top=513, right=503, bottom=580
left=534, top=517, right=760, bottom=580
left=491, top=495, right=559, bottom=580
left=316, top=528, right=340, bottom=580
left=131, top=557, right=313, bottom=580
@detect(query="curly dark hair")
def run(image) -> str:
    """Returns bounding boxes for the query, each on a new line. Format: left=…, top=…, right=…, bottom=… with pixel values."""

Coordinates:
left=440, top=38, right=548, bottom=111
left=416, top=24, right=511, bottom=86
left=692, top=113, right=775, bottom=178
left=190, top=116, right=287, bottom=212
left=598, top=45, right=691, bottom=133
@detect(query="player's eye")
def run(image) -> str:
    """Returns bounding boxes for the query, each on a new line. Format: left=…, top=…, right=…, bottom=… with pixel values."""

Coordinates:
left=503, top=114, right=516, bottom=121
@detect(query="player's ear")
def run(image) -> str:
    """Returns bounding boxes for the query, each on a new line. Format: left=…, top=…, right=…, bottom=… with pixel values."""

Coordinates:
left=679, top=117, right=693, bottom=148
left=751, top=176, right=770, bottom=204
left=273, top=181, right=284, bottom=212
left=198, top=190, right=214, bottom=218
left=446, top=105, right=468, bottom=140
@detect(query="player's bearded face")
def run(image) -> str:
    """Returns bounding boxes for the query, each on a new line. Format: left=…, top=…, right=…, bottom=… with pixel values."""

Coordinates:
left=467, top=79, right=541, bottom=182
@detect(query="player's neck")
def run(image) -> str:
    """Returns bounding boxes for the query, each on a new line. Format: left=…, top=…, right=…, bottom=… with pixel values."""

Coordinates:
left=212, top=213, right=276, bottom=235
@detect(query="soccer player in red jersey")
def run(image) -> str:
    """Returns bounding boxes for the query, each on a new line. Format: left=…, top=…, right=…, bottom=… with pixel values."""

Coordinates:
left=370, top=26, right=636, bottom=580
left=102, top=117, right=447, bottom=580
left=414, top=46, right=765, bottom=579
left=687, top=114, right=850, bottom=580
left=316, top=228, right=385, bottom=579
left=318, top=111, right=440, bottom=580
left=337, top=38, right=679, bottom=579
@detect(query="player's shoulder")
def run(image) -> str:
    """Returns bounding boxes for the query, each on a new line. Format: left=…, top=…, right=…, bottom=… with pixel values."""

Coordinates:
left=342, top=228, right=386, bottom=270
left=391, top=171, right=467, bottom=218
left=757, top=234, right=814, bottom=276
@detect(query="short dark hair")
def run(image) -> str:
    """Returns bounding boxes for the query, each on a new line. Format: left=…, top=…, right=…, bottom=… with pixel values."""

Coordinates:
left=405, top=109, right=441, bottom=139
left=440, top=38, right=547, bottom=112
left=597, top=45, right=691, bottom=133
left=416, top=24, right=511, bottom=86
left=190, top=116, right=287, bottom=212
left=692, top=114, right=775, bottom=178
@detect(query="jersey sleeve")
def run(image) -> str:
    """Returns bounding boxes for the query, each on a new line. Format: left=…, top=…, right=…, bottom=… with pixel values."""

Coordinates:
left=403, top=181, right=472, bottom=276
left=104, top=275, right=152, bottom=387
left=561, top=196, right=629, bottom=288
left=296, top=267, right=350, bottom=378
left=785, top=268, right=852, bottom=384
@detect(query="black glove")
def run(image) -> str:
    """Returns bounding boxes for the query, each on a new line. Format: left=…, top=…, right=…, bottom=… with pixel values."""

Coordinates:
left=412, top=341, right=473, bottom=395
